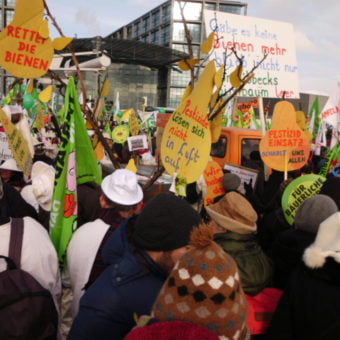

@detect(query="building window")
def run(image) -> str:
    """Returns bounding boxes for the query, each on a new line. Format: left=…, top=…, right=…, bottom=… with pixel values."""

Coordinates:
left=127, top=26, right=132, bottom=39
left=152, top=10, right=160, bottom=27
left=169, top=87, right=185, bottom=108
left=219, top=4, right=244, bottom=15
left=152, top=30, right=160, bottom=44
left=161, top=25, right=170, bottom=45
left=143, top=17, right=149, bottom=33
left=133, top=23, right=139, bottom=38
left=5, top=0, right=15, bottom=6
left=170, top=69, right=191, bottom=87
left=172, top=43, right=200, bottom=58
left=173, top=1, right=202, bottom=21
left=162, top=4, right=171, bottom=23
left=205, top=3, right=216, bottom=10
left=173, top=22, right=201, bottom=43
left=5, top=9, right=14, bottom=25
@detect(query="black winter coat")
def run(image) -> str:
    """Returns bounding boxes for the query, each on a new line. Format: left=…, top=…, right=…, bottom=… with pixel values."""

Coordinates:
left=267, top=259, right=340, bottom=340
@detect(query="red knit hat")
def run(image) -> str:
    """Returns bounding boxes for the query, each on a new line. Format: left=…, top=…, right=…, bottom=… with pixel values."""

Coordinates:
left=125, top=320, right=219, bottom=340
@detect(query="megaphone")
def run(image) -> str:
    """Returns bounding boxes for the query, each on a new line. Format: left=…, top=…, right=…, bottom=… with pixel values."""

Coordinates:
left=64, top=55, right=111, bottom=77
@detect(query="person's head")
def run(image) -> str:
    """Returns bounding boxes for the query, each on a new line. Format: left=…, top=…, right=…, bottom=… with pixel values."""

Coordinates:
left=222, top=173, right=241, bottom=192
left=102, top=132, right=113, bottom=149
left=100, top=169, right=143, bottom=217
left=294, top=194, right=338, bottom=234
left=303, top=212, right=340, bottom=269
left=31, top=161, right=55, bottom=211
left=132, top=193, right=201, bottom=272
left=0, top=159, right=22, bottom=183
left=205, top=191, right=257, bottom=234
left=152, top=224, right=248, bottom=339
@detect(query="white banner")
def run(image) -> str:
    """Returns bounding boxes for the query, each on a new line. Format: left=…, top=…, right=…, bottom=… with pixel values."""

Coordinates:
left=0, top=131, right=13, bottom=161
left=204, top=10, right=300, bottom=99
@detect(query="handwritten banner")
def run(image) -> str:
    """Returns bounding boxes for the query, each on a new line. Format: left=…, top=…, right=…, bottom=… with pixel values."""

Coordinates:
left=204, top=10, right=300, bottom=99
left=0, top=0, right=54, bottom=78
left=281, top=174, right=326, bottom=225
left=161, top=61, right=215, bottom=183
left=260, top=101, right=311, bottom=171
left=0, top=108, right=32, bottom=176
left=204, top=161, right=225, bottom=205
left=0, top=130, right=14, bottom=161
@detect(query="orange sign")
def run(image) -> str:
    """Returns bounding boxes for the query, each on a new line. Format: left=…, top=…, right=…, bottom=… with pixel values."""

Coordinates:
left=204, top=161, right=225, bottom=205
left=260, top=101, right=311, bottom=171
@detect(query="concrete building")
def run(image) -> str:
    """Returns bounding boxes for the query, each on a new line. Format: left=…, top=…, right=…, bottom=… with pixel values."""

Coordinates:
left=109, top=0, right=247, bottom=107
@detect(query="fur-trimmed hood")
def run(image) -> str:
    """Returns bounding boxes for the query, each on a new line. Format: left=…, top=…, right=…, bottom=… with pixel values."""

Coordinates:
left=303, top=212, right=340, bottom=269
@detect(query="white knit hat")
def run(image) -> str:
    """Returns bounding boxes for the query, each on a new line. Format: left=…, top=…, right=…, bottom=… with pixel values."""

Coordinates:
left=303, top=212, right=340, bottom=269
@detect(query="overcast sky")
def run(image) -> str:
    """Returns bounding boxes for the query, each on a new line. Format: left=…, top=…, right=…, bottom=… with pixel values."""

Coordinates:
left=47, top=0, right=339, bottom=96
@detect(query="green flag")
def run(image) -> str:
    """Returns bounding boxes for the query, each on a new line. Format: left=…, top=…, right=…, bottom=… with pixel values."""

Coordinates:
left=50, top=77, right=101, bottom=267
left=308, top=97, right=321, bottom=139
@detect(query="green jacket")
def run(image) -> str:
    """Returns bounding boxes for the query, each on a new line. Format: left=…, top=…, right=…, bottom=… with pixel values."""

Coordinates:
left=214, top=232, right=273, bottom=296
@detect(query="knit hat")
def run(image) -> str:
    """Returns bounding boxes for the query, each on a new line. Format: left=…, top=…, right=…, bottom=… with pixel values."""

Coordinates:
left=101, top=169, right=143, bottom=205
left=295, top=194, right=338, bottom=234
left=133, top=193, right=200, bottom=251
left=303, top=212, right=340, bottom=268
left=222, top=173, right=241, bottom=191
left=125, top=320, right=219, bottom=340
left=205, top=192, right=257, bottom=234
left=152, top=225, right=249, bottom=339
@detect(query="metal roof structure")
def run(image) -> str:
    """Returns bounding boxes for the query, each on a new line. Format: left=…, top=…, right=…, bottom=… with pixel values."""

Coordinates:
left=66, top=36, right=189, bottom=69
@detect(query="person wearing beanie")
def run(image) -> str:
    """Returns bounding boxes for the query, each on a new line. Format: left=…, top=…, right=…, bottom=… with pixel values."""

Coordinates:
left=67, top=169, right=144, bottom=318
left=126, top=224, right=249, bottom=340
left=68, top=193, right=200, bottom=340
left=205, top=191, right=273, bottom=296
left=269, top=194, right=338, bottom=289
left=267, top=212, right=340, bottom=340
left=222, top=172, right=241, bottom=192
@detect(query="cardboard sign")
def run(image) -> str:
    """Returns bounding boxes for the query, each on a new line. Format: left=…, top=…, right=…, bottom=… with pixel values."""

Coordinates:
left=204, top=160, right=225, bottom=205
left=0, top=0, right=55, bottom=78
left=157, top=113, right=171, bottom=128
left=0, top=108, right=32, bottom=176
left=129, top=110, right=140, bottom=136
left=161, top=61, right=215, bottom=183
left=0, top=131, right=14, bottom=161
left=127, top=135, right=148, bottom=152
left=281, top=174, right=326, bottom=225
left=204, top=10, right=299, bottom=99
left=223, top=163, right=259, bottom=194
left=260, top=101, right=311, bottom=171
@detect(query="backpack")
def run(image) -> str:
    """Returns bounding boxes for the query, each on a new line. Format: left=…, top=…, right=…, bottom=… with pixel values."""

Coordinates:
left=0, top=218, right=58, bottom=339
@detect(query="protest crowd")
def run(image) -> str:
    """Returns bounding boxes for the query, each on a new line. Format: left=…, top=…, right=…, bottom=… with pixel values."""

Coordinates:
left=0, top=1, right=339, bottom=340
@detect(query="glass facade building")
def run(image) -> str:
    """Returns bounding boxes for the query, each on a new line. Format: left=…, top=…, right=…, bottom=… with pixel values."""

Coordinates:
left=109, top=0, right=247, bottom=108
left=0, top=0, right=16, bottom=96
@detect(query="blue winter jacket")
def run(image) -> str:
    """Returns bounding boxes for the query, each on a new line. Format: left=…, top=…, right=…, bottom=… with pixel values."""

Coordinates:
left=68, top=218, right=168, bottom=340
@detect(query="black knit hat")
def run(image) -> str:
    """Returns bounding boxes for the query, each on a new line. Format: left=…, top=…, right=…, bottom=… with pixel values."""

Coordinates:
left=133, top=193, right=201, bottom=251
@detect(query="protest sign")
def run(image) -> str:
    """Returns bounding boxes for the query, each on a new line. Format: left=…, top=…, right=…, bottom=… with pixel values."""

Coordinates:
left=204, top=160, right=225, bottom=205
left=260, top=101, right=311, bottom=171
left=282, top=174, right=326, bottom=225
left=0, top=130, right=13, bottom=161
left=0, top=108, right=32, bottom=176
left=223, top=162, right=259, bottom=194
left=112, top=125, right=130, bottom=144
left=156, top=113, right=171, bottom=128
left=127, top=135, right=148, bottom=152
left=204, top=10, right=299, bottom=99
left=161, top=61, right=215, bottom=183
left=0, top=0, right=54, bottom=78
left=129, top=110, right=140, bottom=136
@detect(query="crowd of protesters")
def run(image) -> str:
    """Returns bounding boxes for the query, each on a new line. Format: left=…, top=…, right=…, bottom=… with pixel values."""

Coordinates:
left=0, top=122, right=339, bottom=340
